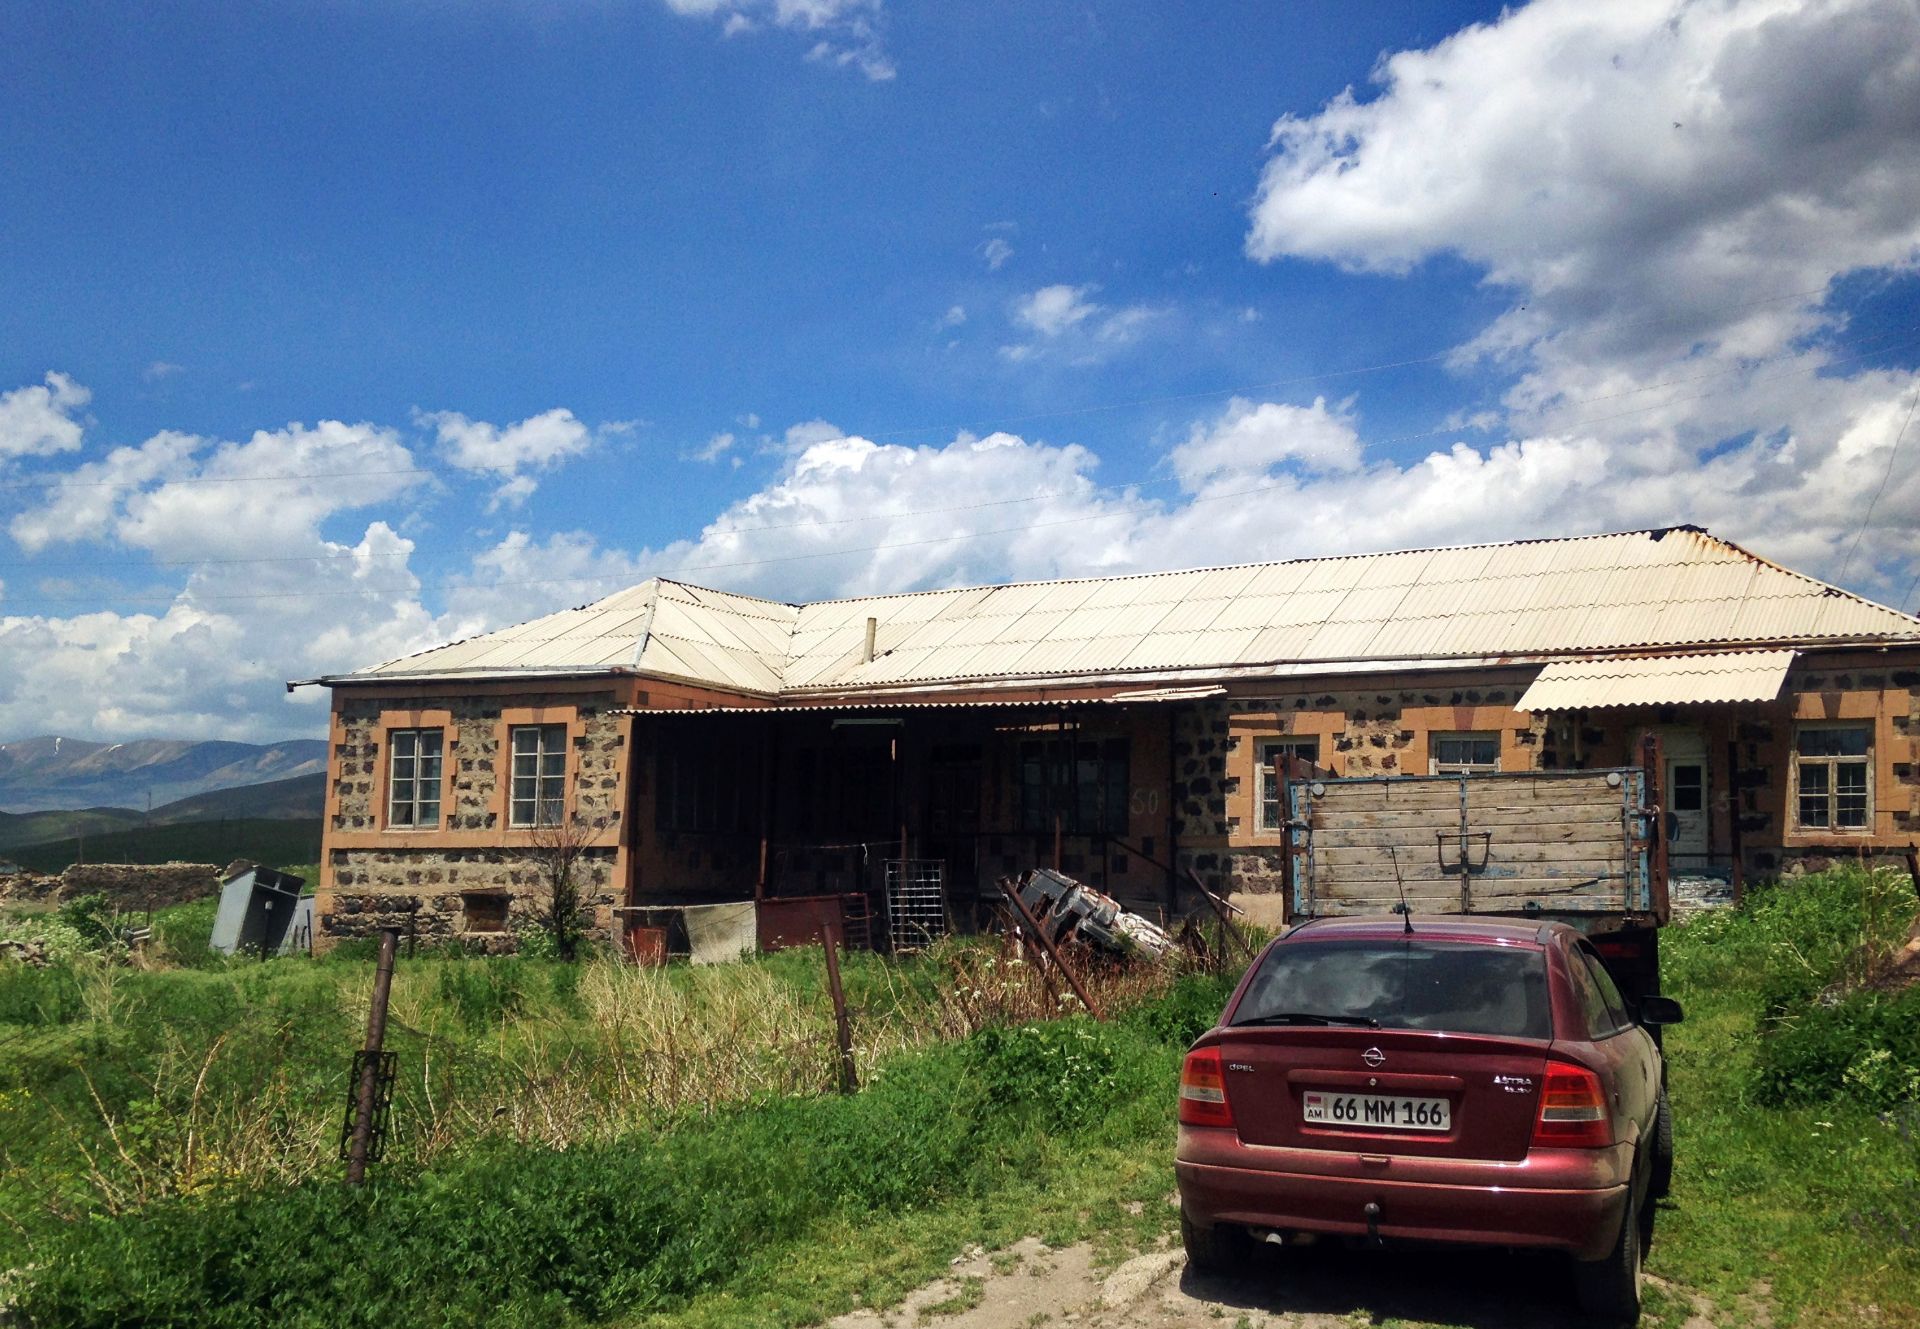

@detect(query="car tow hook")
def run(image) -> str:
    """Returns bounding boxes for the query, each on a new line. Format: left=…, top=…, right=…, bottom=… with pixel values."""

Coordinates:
left=1363, top=1201, right=1382, bottom=1246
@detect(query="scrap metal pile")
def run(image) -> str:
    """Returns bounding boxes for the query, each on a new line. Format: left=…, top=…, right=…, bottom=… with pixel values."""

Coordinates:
left=1000, top=868, right=1176, bottom=962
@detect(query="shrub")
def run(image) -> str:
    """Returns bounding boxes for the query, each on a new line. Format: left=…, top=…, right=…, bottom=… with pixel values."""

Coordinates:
left=967, top=1017, right=1124, bottom=1128
left=1752, top=985, right=1920, bottom=1108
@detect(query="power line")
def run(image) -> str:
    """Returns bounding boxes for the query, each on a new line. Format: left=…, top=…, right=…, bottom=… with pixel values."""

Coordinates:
left=6, top=321, right=1916, bottom=581
left=0, top=282, right=1869, bottom=502
left=1837, top=385, right=1920, bottom=585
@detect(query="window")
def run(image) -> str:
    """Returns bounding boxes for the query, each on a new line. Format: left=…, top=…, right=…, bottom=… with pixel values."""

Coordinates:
left=1431, top=731, right=1500, bottom=774
left=1794, top=725, right=1871, bottom=831
left=1670, top=764, right=1704, bottom=813
left=1257, top=737, right=1320, bottom=832
left=1232, top=939, right=1550, bottom=1040
left=462, top=893, right=508, bottom=932
left=1018, top=737, right=1129, bottom=835
left=1573, top=946, right=1632, bottom=1039
left=387, top=728, right=444, bottom=829
left=509, top=723, right=568, bottom=827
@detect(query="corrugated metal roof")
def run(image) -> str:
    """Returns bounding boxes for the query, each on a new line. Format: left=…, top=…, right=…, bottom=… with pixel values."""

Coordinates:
left=1516, top=650, right=1797, bottom=711
left=327, top=527, right=1920, bottom=695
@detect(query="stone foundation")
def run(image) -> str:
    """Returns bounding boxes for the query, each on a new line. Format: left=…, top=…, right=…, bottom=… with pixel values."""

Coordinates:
left=323, top=847, right=621, bottom=950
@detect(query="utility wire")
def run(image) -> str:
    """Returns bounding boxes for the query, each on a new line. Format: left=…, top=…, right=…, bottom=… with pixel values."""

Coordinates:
left=1837, top=384, right=1920, bottom=584
left=0, top=281, right=1870, bottom=501
left=5, top=321, right=1915, bottom=581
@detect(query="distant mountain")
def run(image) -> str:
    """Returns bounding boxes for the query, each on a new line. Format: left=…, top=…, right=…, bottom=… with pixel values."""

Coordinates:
left=0, top=735, right=328, bottom=813
left=148, top=772, right=325, bottom=823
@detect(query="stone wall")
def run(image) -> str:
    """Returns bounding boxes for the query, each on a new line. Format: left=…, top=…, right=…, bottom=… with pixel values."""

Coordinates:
left=325, top=847, right=621, bottom=950
left=321, top=687, right=627, bottom=950
left=0, top=861, right=222, bottom=911
left=330, top=689, right=626, bottom=833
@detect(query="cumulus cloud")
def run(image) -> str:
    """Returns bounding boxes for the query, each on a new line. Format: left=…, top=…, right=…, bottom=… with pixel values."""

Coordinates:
left=0, top=372, right=89, bottom=461
left=1244, top=0, right=1920, bottom=595
left=980, top=237, right=1014, bottom=271
left=419, top=406, right=599, bottom=510
left=662, top=0, right=893, bottom=79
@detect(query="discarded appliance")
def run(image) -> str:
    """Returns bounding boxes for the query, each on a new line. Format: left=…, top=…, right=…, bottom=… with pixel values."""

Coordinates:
left=1003, top=868, right=1175, bottom=961
left=209, top=863, right=312, bottom=956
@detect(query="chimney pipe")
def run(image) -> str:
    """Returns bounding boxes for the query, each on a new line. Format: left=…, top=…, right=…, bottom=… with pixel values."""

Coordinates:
left=862, top=616, right=878, bottom=664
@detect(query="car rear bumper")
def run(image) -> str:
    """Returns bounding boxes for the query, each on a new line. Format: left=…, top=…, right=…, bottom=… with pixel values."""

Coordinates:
left=1176, top=1131, right=1630, bottom=1261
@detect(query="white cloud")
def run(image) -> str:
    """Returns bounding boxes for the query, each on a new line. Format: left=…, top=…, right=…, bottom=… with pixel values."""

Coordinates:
left=663, top=0, right=893, bottom=80
left=1013, top=284, right=1098, bottom=337
left=1168, top=397, right=1364, bottom=492
left=143, top=361, right=185, bottom=383
left=685, top=430, right=739, bottom=464
left=1243, top=0, right=1920, bottom=593
left=1002, top=284, right=1162, bottom=364
left=980, top=236, right=1014, bottom=271
left=936, top=304, right=967, bottom=330
left=0, top=372, right=89, bottom=461
left=419, top=406, right=597, bottom=509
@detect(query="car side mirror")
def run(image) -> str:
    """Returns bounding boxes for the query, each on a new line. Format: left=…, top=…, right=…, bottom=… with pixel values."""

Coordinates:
left=1637, top=995, right=1684, bottom=1026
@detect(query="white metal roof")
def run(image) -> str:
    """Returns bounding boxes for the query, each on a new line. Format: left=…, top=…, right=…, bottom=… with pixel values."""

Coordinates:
left=1515, top=649, right=1798, bottom=711
left=328, top=527, right=1920, bottom=696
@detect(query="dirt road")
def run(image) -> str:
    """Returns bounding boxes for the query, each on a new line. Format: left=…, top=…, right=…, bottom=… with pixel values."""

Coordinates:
left=830, top=1234, right=1696, bottom=1329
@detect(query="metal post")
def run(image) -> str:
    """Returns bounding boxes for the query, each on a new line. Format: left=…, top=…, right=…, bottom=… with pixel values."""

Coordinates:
left=1725, top=738, right=1746, bottom=906
left=1001, top=878, right=1102, bottom=1020
left=346, top=927, right=399, bottom=1185
left=822, top=921, right=857, bottom=1094
left=1641, top=732, right=1670, bottom=922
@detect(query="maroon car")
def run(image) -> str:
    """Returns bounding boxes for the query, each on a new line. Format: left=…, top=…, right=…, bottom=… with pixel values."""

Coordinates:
left=1175, top=916, right=1681, bottom=1326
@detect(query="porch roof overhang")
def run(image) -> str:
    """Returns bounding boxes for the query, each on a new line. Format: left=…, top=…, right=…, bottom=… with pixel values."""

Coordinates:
left=1515, top=649, right=1796, bottom=712
left=617, top=684, right=1228, bottom=716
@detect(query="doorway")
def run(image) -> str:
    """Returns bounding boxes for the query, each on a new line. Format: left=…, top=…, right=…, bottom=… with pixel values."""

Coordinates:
left=1658, top=729, right=1710, bottom=868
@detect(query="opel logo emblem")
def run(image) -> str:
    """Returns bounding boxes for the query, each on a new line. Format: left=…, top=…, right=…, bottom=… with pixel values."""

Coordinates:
left=1362, top=1047, right=1386, bottom=1068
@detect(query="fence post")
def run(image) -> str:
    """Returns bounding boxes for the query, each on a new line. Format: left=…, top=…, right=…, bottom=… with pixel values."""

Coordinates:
left=1000, top=878, right=1103, bottom=1020
left=345, top=927, right=399, bottom=1185
left=822, top=921, right=858, bottom=1094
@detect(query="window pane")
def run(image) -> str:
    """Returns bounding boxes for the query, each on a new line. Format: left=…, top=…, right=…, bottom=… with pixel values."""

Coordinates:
left=513, top=727, right=539, bottom=756
left=512, top=798, right=537, bottom=827
left=1671, top=765, right=1703, bottom=812
left=418, top=797, right=440, bottom=825
left=1798, top=727, right=1870, bottom=757
left=1236, top=939, right=1550, bottom=1040
left=1836, top=760, right=1868, bottom=827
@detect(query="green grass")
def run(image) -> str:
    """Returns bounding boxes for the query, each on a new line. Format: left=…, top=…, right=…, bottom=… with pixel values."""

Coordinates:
left=3, top=872, right=1916, bottom=1327
left=6, top=818, right=322, bottom=874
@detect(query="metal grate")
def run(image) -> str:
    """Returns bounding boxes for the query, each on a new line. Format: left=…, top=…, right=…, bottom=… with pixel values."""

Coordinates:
left=885, top=859, right=947, bottom=951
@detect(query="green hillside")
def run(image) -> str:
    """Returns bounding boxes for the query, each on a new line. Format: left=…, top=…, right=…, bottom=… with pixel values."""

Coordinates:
left=0, top=806, right=142, bottom=853
left=6, top=817, right=323, bottom=874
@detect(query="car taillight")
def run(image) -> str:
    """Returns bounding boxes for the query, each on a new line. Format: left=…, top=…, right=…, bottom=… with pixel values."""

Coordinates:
left=1532, top=1059, right=1613, bottom=1148
left=1178, top=1047, right=1235, bottom=1129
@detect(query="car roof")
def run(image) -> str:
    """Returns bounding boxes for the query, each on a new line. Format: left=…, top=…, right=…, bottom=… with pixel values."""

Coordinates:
left=1282, top=915, right=1553, bottom=947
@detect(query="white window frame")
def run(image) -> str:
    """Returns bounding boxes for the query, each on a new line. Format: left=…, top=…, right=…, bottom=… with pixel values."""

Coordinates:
left=509, top=723, right=569, bottom=828
left=1430, top=731, right=1501, bottom=775
left=1791, top=722, right=1872, bottom=833
left=1256, top=737, right=1321, bottom=832
left=386, top=728, right=444, bottom=830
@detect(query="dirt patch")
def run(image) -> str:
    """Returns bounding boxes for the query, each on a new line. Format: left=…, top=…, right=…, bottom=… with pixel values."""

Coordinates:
left=833, top=1236, right=1741, bottom=1329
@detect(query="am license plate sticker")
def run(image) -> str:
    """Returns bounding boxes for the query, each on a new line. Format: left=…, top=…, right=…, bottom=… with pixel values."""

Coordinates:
left=1301, top=1091, right=1450, bottom=1132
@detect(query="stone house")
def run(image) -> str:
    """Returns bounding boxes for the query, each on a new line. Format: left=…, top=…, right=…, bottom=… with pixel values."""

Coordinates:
left=295, top=527, right=1920, bottom=949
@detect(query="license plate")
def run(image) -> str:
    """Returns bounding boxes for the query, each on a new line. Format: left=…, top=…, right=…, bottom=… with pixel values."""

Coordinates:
left=1302, top=1091, right=1450, bottom=1132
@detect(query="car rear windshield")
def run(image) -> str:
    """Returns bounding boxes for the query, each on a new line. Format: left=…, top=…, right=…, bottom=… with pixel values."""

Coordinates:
left=1233, top=938, right=1550, bottom=1039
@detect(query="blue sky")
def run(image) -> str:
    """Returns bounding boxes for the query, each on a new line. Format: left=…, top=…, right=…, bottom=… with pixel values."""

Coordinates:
left=2, top=0, right=1919, bottom=740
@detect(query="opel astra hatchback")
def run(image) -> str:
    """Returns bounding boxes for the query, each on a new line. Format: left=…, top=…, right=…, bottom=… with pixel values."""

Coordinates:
left=1174, top=916, right=1681, bottom=1326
